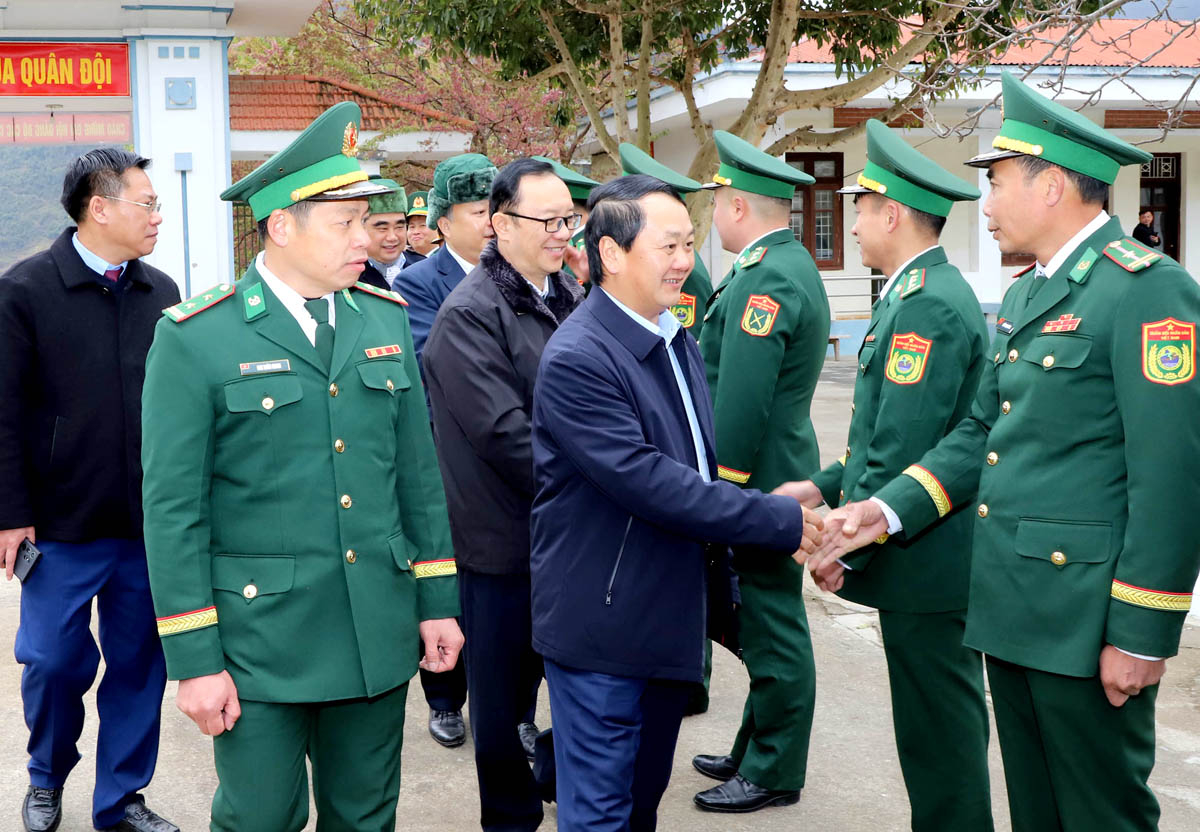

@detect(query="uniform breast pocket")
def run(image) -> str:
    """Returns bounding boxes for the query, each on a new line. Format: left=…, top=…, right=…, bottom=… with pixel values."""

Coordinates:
left=857, top=344, right=877, bottom=377
left=1020, top=334, right=1093, bottom=373
left=223, top=373, right=304, bottom=415
left=356, top=359, right=411, bottom=396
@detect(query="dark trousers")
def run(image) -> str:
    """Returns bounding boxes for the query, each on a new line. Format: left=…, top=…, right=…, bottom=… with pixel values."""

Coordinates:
left=985, top=656, right=1159, bottom=832
left=543, top=658, right=690, bottom=832
left=419, top=631, right=467, bottom=712
left=878, top=609, right=993, bottom=831
left=14, top=538, right=166, bottom=828
left=210, top=685, right=408, bottom=832
left=460, top=569, right=544, bottom=831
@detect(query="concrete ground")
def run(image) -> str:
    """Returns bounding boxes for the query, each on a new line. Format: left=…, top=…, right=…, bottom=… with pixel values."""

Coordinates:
left=2, top=358, right=1199, bottom=831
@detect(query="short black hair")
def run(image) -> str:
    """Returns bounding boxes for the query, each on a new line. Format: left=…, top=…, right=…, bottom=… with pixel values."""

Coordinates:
left=1139, top=207, right=1154, bottom=216
left=490, top=157, right=556, bottom=217
left=584, top=175, right=685, bottom=285
left=256, top=200, right=316, bottom=245
left=1014, top=155, right=1108, bottom=206
left=61, top=148, right=151, bottom=223
left=907, top=205, right=947, bottom=237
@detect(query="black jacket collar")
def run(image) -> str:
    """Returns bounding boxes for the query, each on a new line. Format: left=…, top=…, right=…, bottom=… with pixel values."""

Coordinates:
left=478, top=241, right=584, bottom=326
left=51, top=227, right=153, bottom=290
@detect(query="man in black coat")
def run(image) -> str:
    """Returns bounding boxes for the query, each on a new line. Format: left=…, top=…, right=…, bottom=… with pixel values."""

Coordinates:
left=423, top=157, right=584, bottom=832
left=0, top=149, right=181, bottom=832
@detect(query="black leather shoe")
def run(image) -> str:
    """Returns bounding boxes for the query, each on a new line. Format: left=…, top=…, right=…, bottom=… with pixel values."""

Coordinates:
left=22, top=786, right=62, bottom=832
left=692, top=753, right=738, bottom=781
left=429, top=709, right=466, bottom=747
left=106, top=799, right=179, bottom=832
left=693, top=774, right=800, bottom=813
left=518, top=721, right=539, bottom=761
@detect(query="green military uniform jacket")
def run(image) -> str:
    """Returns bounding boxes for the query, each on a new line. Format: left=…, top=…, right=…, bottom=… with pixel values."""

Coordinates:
left=876, top=217, right=1200, bottom=675
left=700, top=228, right=830, bottom=490
left=811, top=247, right=988, bottom=612
left=673, top=256, right=711, bottom=339
left=142, top=262, right=459, bottom=703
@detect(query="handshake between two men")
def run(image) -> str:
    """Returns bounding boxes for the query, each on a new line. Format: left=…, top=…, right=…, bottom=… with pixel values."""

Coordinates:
left=772, top=481, right=889, bottom=593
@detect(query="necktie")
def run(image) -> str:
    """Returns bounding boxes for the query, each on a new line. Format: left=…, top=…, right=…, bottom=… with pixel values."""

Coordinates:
left=103, top=267, right=121, bottom=282
left=1028, top=268, right=1048, bottom=302
left=303, top=298, right=334, bottom=371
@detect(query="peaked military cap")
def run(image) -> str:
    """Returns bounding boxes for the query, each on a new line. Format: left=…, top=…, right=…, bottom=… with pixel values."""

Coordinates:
left=366, top=177, right=408, bottom=215
left=408, top=191, right=430, bottom=218
left=221, top=101, right=389, bottom=221
left=427, top=153, right=498, bottom=228
left=966, top=71, right=1152, bottom=184
left=532, top=155, right=600, bottom=202
left=711, top=129, right=814, bottom=198
left=840, top=120, right=980, bottom=217
left=619, top=143, right=706, bottom=193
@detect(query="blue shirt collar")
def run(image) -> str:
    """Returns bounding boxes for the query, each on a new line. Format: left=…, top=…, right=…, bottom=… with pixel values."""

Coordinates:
left=72, top=232, right=127, bottom=277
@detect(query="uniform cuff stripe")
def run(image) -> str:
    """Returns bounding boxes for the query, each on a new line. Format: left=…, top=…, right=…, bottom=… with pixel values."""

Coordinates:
left=718, top=465, right=751, bottom=484
left=902, top=465, right=952, bottom=518
left=1111, top=580, right=1192, bottom=612
left=413, top=559, right=457, bottom=579
left=156, top=606, right=218, bottom=637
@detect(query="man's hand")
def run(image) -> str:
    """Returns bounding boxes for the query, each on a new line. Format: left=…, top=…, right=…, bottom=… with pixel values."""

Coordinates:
left=419, top=618, right=465, bottom=674
left=809, top=500, right=889, bottom=574
left=772, top=480, right=824, bottom=509
left=810, top=558, right=845, bottom=593
left=1099, top=645, right=1165, bottom=707
left=790, top=507, right=825, bottom=566
left=563, top=245, right=589, bottom=284
left=0, top=526, right=35, bottom=581
left=177, top=670, right=241, bottom=736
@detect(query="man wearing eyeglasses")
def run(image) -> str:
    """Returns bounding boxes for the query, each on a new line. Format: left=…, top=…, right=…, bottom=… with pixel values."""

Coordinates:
left=0, top=148, right=180, bottom=832
left=424, top=157, right=585, bottom=831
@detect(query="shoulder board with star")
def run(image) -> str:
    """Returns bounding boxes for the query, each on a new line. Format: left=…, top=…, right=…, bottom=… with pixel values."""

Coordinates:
left=1012, top=263, right=1037, bottom=279
left=899, top=267, right=926, bottom=299
left=162, top=283, right=235, bottom=323
left=736, top=245, right=768, bottom=271
left=353, top=281, right=409, bottom=306
left=1103, top=237, right=1162, bottom=274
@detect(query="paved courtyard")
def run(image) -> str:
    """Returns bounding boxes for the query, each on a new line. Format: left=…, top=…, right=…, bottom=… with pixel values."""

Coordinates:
left=2, top=358, right=1198, bottom=831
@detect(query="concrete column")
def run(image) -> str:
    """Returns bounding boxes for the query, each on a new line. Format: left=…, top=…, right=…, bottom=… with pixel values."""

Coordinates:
left=967, top=129, right=1004, bottom=306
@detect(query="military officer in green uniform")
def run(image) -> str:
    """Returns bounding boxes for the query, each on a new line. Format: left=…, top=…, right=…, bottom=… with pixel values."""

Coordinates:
left=691, top=130, right=830, bottom=813
left=141, top=102, right=463, bottom=832
left=791, top=119, right=994, bottom=830
left=533, top=155, right=599, bottom=287
left=618, top=142, right=713, bottom=337
left=816, top=72, right=1200, bottom=831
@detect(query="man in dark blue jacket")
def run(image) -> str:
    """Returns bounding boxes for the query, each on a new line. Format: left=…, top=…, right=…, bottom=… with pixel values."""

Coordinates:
left=530, top=176, right=822, bottom=832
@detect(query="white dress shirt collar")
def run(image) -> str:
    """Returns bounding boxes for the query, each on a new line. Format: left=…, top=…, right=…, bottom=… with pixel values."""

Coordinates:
left=1039, top=210, right=1109, bottom=278
left=444, top=243, right=476, bottom=277
left=256, top=251, right=336, bottom=346
left=878, top=245, right=939, bottom=300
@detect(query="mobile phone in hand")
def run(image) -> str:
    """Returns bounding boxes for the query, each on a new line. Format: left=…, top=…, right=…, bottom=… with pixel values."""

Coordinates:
left=13, top=538, right=41, bottom=582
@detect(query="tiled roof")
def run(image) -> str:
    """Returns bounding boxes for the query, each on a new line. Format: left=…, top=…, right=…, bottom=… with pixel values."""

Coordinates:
left=229, top=74, right=475, bottom=132
left=758, top=19, right=1198, bottom=68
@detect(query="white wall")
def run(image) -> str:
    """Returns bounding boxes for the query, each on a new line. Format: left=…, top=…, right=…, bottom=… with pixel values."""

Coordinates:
left=134, top=37, right=234, bottom=295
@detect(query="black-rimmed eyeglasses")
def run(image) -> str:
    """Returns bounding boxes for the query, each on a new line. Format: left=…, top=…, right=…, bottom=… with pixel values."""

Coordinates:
left=503, top=211, right=583, bottom=233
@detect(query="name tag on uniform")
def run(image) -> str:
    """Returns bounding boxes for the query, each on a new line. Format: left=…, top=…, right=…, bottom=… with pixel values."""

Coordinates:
left=239, top=359, right=291, bottom=375
left=364, top=344, right=402, bottom=359
left=996, top=318, right=1014, bottom=335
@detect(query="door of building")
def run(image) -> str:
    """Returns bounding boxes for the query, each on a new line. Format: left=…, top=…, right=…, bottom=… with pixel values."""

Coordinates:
left=1139, top=153, right=1180, bottom=261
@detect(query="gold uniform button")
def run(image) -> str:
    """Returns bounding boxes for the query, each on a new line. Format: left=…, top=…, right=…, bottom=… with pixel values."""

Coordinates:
left=1042, top=355, right=1055, bottom=369
left=407, top=559, right=413, bottom=569
left=345, top=549, right=357, bottom=564
left=994, top=351, right=1001, bottom=363
left=977, top=504, right=989, bottom=518
left=1051, top=551, right=1067, bottom=566
left=1001, top=401, right=1011, bottom=415
left=386, top=378, right=395, bottom=391
left=334, top=439, right=345, bottom=453
left=242, top=583, right=258, bottom=600
left=261, top=396, right=275, bottom=411
left=340, top=494, right=352, bottom=509
left=329, top=383, right=339, bottom=397
left=845, top=446, right=852, bottom=459
left=1007, top=349, right=1019, bottom=363
left=986, top=451, right=999, bottom=466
